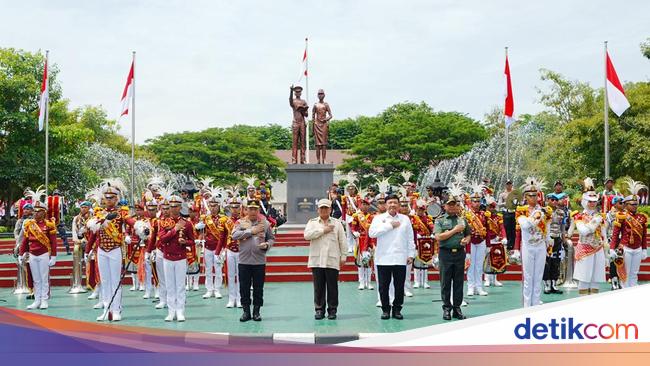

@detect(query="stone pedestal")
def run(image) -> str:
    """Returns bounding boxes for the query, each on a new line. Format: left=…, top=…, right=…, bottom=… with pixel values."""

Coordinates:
left=285, top=164, right=334, bottom=225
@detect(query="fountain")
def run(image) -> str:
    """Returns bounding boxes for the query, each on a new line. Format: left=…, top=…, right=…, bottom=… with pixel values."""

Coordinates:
left=419, top=122, right=545, bottom=195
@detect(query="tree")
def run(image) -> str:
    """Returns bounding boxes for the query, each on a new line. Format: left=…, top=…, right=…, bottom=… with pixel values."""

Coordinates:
left=145, top=127, right=287, bottom=185
left=338, top=102, right=487, bottom=187
left=536, top=69, right=598, bottom=124
left=327, top=117, right=364, bottom=149
left=641, top=38, right=650, bottom=60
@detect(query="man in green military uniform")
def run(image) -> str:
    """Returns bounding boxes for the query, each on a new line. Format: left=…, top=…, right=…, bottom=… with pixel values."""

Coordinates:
left=435, top=188, right=471, bottom=321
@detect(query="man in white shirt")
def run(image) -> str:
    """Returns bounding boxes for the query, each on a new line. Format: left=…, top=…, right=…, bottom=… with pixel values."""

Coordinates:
left=369, top=194, right=416, bottom=320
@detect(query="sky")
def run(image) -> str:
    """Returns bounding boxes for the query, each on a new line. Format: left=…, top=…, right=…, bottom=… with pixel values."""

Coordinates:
left=2, top=0, right=649, bottom=143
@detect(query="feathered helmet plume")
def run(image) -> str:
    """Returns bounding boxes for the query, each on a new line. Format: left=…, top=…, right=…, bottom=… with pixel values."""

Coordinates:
left=623, top=177, right=647, bottom=203
left=25, top=186, right=47, bottom=211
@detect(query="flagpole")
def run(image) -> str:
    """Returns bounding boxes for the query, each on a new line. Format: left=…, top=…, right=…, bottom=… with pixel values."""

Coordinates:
left=130, top=51, right=136, bottom=207
left=603, top=41, right=610, bottom=178
left=505, top=46, right=510, bottom=181
left=44, top=50, right=50, bottom=198
left=305, top=37, right=310, bottom=164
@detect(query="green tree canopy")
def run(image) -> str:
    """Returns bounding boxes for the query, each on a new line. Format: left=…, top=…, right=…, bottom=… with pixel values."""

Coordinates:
left=338, top=102, right=488, bottom=186
left=145, top=127, right=287, bottom=185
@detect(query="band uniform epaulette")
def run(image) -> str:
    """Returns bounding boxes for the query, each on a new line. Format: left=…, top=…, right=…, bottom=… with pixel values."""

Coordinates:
left=45, top=219, right=57, bottom=230
left=544, top=206, right=553, bottom=219
left=570, top=210, right=580, bottom=218
left=484, top=211, right=492, bottom=218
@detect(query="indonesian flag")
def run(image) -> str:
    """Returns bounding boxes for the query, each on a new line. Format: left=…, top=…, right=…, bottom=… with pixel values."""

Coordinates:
left=120, top=60, right=134, bottom=118
left=504, top=55, right=515, bottom=128
left=605, top=52, right=630, bottom=117
left=298, top=39, right=308, bottom=82
left=37, top=58, right=49, bottom=131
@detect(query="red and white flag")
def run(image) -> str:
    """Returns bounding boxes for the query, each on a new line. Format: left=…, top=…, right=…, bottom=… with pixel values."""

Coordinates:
left=605, top=52, right=630, bottom=117
left=120, top=60, right=134, bottom=118
left=37, top=57, right=49, bottom=131
left=298, top=39, right=308, bottom=82
left=504, top=54, right=515, bottom=128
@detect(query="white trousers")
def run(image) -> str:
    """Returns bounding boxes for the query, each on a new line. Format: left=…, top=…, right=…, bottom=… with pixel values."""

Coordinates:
left=357, top=266, right=372, bottom=286
left=624, top=247, right=643, bottom=288
left=155, top=249, right=167, bottom=304
left=163, top=258, right=187, bottom=313
left=414, top=268, right=428, bottom=286
left=28, top=253, right=50, bottom=303
left=468, top=241, right=487, bottom=291
left=345, top=222, right=356, bottom=252
left=143, top=255, right=153, bottom=295
left=226, top=250, right=241, bottom=302
left=204, top=249, right=223, bottom=292
left=98, top=248, right=123, bottom=313
left=522, top=243, right=546, bottom=307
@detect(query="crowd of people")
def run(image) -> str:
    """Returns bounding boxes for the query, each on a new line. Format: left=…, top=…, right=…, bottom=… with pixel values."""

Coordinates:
left=10, top=173, right=649, bottom=324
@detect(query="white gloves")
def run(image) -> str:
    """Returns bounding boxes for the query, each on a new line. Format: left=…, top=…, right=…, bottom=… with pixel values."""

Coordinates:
left=642, top=250, right=648, bottom=261
left=609, top=249, right=618, bottom=260
left=591, top=215, right=603, bottom=226
left=559, top=248, right=566, bottom=260
left=195, top=222, right=206, bottom=230
left=352, top=231, right=360, bottom=239
left=144, top=252, right=151, bottom=261
left=150, top=250, right=157, bottom=262
left=48, top=256, right=57, bottom=267
left=124, top=235, right=132, bottom=245
left=510, top=250, right=521, bottom=261
left=416, top=234, right=423, bottom=240
left=465, top=253, right=471, bottom=261
left=501, top=238, right=508, bottom=246
left=18, top=254, right=25, bottom=265
left=83, top=253, right=88, bottom=263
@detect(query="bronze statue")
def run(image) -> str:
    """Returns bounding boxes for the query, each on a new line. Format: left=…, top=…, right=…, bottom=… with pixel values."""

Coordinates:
left=289, top=85, right=309, bottom=164
left=311, top=89, right=333, bottom=164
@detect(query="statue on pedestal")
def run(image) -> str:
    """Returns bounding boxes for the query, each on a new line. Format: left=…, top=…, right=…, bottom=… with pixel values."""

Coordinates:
left=311, top=89, right=333, bottom=164
left=289, top=85, right=309, bottom=164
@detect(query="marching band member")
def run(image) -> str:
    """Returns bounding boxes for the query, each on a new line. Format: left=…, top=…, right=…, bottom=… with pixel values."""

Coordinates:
left=19, top=189, right=57, bottom=310
left=350, top=197, right=375, bottom=290
left=610, top=178, right=648, bottom=288
left=568, top=179, right=607, bottom=295
left=398, top=194, right=415, bottom=297
left=514, top=177, right=552, bottom=308
left=127, top=203, right=147, bottom=292
left=223, top=196, right=243, bottom=308
left=342, top=180, right=362, bottom=254
left=484, top=196, right=507, bottom=287
left=146, top=195, right=172, bottom=309
left=605, top=195, right=625, bottom=290
left=142, top=200, right=159, bottom=299
left=158, top=194, right=195, bottom=322
left=85, top=179, right=135, bottom=321
left=542, top=193, right=566, bottom=294
left=199, top=188, right=228, bottom=299
left=13, top=202, right=33, bottom=296
left=69, top=201, right=92, bottom=294
left=412, top=199, right=435, bottom=289
left=601, top=177, right=620, bottom=214
left=465, top=184, right=488, bottom=297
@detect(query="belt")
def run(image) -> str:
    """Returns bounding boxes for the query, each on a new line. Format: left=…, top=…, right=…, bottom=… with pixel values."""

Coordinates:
left=440, top=247, right=464, bottom=253
left=503, top=210, right=515, bottom=214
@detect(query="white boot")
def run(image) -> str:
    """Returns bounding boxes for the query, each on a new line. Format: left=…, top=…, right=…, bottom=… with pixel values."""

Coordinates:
left=155, top=301, right=167, bottom=309
left=165, top=310, right=175, bottom=322
left=477, top=288, right=488, bottom=296
left=88, top=291, right=98, bottom=300
left=236, top=299, right=242, bottom=308
left=93, top=301, right=103, bottom=309
left=226, top=300, right=235, bottom=308
left=413, top=282, right=420, bottom=288
left=143, top=292, right=150, bottom=299
left=424, top=282, right=431, bottom=289
left=358, top=283, right=365, bottom=290
left=39, top=300, right=49, bottom=309
left=176, top=310, right=185, bottom=322
left=467, top=288, right=475, bottom=297
left=202, top=290, right=213, bottom=299
left=484, top=279, right=491, bottom=287
left=494, top=279, right=503, bottom=287
left=26, top=301, right=41, bottom=310
left=112, top=312, right=122, bottom=321
left=214, top=290, right=223, bottom=299
left=96, top=310, right=109, bottom=322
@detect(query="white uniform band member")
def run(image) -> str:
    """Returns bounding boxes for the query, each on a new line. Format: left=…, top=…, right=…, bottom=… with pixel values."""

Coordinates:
left=568, top=178, right=607, bottom=295
left=224, top=197, right=243, bottom=308
left=514, top=178, right=552, bottom=308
